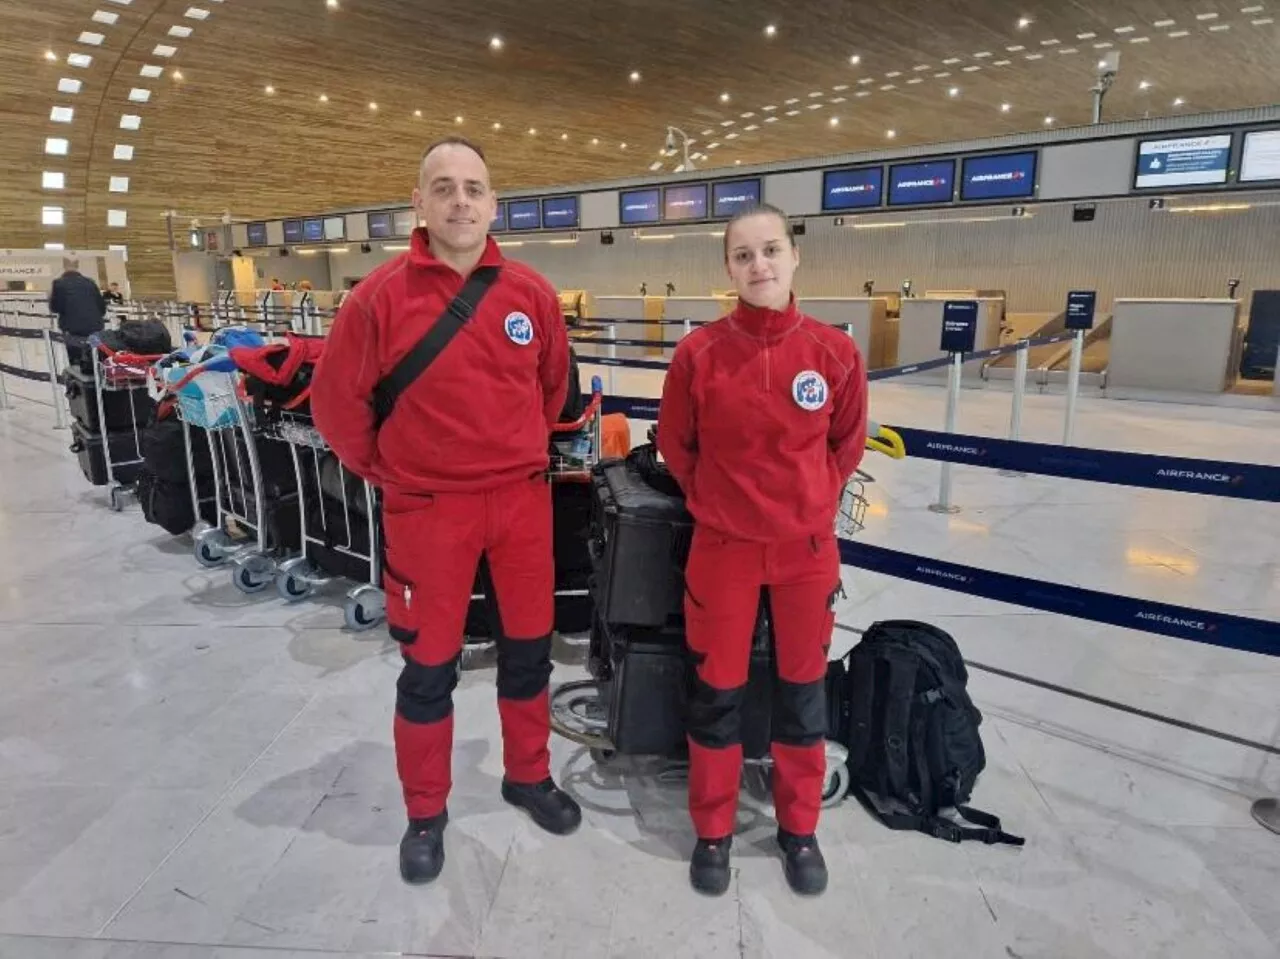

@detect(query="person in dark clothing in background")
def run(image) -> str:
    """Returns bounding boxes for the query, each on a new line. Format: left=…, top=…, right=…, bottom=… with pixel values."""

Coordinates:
left=48, top=259, right=106, bottom=368
left=103, top=282, right=125, bottom=306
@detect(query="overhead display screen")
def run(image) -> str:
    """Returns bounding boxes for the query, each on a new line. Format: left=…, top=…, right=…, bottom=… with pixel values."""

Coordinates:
left=282, top=220, right=303, bottom=244
left=1239, top=129, right=1280, bottom=183
left=392, top=210, right=416, bottom=236
left=712, top=179, right=761, bottom=218
left=663, top=183, right=708, bottom=221
left=491, top=202, right=507, bottom=232
left=323, top=217, right=345, bottom=241
left=1134, top=134, right=1231, bottom=188
left=508, top=199, right=541, bottom=230
left=960, top=152, right=1037, bottom=201
left=246, top=222, right=267, bottom=246
left=541, top=195, right=580, bottom=230
left=821, top=167, right=883, bottom=210
left=620, top=188, right=661, bottom=224
left=367, top=212, right=393, bottom=239
left=302, top=218, right=325, bottom=242
left=888, top=160, right=956, bottom=206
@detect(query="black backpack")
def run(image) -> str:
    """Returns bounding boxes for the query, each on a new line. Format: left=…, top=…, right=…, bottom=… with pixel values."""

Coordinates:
left=828, top=620, right=1024, bottom=846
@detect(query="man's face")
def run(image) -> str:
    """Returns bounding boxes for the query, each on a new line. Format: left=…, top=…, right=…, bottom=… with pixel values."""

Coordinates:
left=412, top=144, right=497, bottom=254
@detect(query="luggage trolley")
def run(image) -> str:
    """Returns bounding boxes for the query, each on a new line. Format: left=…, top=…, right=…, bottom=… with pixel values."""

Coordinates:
left=83, top=342, right=166, bottom=511
left=163, top=362, right=279, bottom=593
left=269, top=408, right=386, bottom=632
left=549, top=425, right=906, bottom=811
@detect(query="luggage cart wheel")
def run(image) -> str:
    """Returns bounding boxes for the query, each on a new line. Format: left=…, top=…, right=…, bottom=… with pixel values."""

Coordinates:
left=275, top=558, right=316, bottom=604
left=344, top=585, right=384, bottom=632
left=194, top=527, right=232, bottom=569
left=589, top=747, right=617, bottom=766
left=231, top=554, right=274, bottom=595
left=108, top=485, right=126, bottom=512
left=820, top=740, right=851, bottom=808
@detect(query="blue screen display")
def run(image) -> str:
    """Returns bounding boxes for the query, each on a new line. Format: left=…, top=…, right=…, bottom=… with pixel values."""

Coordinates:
left=491, top=203, right=507, bottom=232
left=619, top=189, right=661, bottom=224
left=508, top=199, right=541, bottom=230
left=1134, top=134, right=1232, bottom=188
left=541, top=196, right=579, bottom=229
left=367, top=212, right=393, bottom=239
left=960, top=152, right=1037, bottom=201
left=712, top=179, right=761, bottom=218
left=821, top=167, right=883, bottom=210
left=246, top=222, right=267, bottom=246
left=282, top=220, right=303, bottom=243
left=663, top=184, right=708, bottom=221
left=302, top=219, right=324, bottom=242
left=888, top=160, right=956, bottom=206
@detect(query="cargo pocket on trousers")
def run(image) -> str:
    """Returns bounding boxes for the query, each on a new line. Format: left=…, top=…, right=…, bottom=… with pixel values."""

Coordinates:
left=383, top=562, right=418, bottom=645
left=821, top=581, right=845, bottom=654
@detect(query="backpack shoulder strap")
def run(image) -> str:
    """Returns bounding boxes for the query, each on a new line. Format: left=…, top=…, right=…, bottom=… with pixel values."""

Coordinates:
left=371, top=265, right=501, bottom=425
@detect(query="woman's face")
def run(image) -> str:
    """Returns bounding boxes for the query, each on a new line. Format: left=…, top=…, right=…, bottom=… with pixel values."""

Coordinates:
left=724, top=213, right=798, bottom=310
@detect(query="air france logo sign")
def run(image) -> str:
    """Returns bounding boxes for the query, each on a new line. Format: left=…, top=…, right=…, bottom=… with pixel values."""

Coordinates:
left=832, top=183, right=878, bottom=196
left=898, top=177, right=947, bottom=189
left=504, top=312, right=534, bottom=346
left=970, top=170, right=1026, bottom=184
left=792, top=371, right=828, bottom=411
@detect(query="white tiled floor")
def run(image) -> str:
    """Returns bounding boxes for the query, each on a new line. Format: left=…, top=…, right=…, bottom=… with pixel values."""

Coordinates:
left=0, top=369, right=1278, bottom=959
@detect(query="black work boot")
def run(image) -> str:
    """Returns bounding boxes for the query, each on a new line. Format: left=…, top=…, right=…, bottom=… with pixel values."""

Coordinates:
left=501, top=777, right=583, bottom=835
left=690, top=836, right=733, bottom=896
left=399, top=811, right=447, bottom=885
left=777, top=829, right=828, bottom=896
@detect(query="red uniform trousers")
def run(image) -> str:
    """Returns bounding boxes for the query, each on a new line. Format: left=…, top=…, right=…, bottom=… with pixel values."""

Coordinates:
left=382, top=475, right=554, bottom=820
left=683, top=528, right=841, bottom=840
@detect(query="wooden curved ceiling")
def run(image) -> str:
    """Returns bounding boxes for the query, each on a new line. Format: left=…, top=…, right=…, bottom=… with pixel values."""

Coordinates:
left=3, top=0, right=1279, bottom=292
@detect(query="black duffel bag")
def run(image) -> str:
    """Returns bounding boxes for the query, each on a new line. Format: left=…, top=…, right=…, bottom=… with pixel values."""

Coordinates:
left=118, top=318, right=172, bottom=356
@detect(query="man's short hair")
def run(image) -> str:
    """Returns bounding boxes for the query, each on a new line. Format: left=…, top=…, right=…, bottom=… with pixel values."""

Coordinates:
left=419, top=135, right=487, bottom=171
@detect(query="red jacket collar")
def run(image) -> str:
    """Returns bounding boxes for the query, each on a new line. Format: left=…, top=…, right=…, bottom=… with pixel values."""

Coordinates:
left=728, top=294, right=802, bottom=340
left=408, top=227, right=505, bottom=274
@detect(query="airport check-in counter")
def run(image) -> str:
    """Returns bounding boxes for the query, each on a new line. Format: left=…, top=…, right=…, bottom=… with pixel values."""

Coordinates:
left=581, top=294, right=668, bottom=361
left=798, top=297, right=897, bottom=370
left=896, top=297, right=1004, bottom=381
left=1108, top=298, right=1243, bottom=394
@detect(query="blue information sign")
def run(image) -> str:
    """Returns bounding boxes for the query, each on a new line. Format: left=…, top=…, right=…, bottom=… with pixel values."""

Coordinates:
left=1065, top=290, right=1097, bottom=331
left=940, top=300, right=979, bottom=352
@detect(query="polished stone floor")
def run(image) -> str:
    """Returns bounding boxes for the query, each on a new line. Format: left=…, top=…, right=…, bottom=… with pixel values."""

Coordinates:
left=0, top=367, right=1278, bottom=959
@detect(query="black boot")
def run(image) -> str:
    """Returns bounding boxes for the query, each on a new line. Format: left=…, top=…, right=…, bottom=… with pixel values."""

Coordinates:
left=399, top=812, right=447, bottom=885
left=501, top=778, right=582, bottom=835
left=690, top=836, right=733, bottom=896
left=777, top=829, right=827, bottom=896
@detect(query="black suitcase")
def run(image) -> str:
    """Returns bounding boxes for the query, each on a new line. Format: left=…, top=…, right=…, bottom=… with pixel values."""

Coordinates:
left=597, top=617, right=690, bottom=757
left=589, top=458, right=693, bottom=627
left=69, top=421, right=144, bottom=486
left=64, top=367, right=154, bottom=434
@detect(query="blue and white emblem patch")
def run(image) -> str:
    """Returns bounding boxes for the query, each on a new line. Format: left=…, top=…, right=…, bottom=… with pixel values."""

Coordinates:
left=792, top=370, right=828, bottom=411
left=504, top=311, right=534, bottom=346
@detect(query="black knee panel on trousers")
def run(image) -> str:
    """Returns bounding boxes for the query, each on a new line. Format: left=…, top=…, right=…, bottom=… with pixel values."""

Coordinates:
left=396, top=655, right=460, bottom=725
left=687, top=679, right=747, bottom=750
left=496, top=634, right=552, bottom=700
left=772, top=678, right=827, bottom=747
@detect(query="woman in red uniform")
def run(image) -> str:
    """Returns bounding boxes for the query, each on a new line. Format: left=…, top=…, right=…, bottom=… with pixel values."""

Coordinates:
left=657, top=203, right=868, bottom=896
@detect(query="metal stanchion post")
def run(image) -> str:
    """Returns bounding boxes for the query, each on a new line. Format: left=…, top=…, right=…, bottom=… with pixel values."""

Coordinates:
left=42, top=330, right=67, bottom=430
left=1063, top=328, right=1084, bottom=446
left=683, top=316, right=691, bottom=338
left=607, top=323, right=617, bottom=395
left=1252, top=798, right=1280, bottom=834
left=1000, top=340, right=1029, bottom=477
left=846, top=323, right=856, bottom=345
left=929, top=351, right=963, bottom=514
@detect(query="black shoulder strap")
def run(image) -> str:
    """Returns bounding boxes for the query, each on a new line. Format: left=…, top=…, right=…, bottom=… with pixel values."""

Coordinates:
left=371, top=265, right=501, bottom=426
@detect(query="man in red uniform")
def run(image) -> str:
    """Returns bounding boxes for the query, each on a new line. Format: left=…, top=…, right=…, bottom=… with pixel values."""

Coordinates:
left=310, top=136, right=581, bottom=885
left=657, top=205, right=867, bottom=896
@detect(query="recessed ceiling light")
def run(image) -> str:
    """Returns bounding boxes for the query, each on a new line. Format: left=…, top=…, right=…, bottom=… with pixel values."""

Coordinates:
left=46, top=137, right=69, bottom=155
left=948, top=86, right=959, bottom=97
left=1173, top=97, right=1185, bottom=107
left=1044, top=116, right=1055, bottom=125
left=591, top=137, right=599, bottom=145
left=493, top=121, right=502, bottom=130
left=735, top=159, right=742, bottom=165
left=455, top=115, right=464, bottom=123
left=629, top=70, right=640, bottom=82
left=1018, top=16, right=1032, bottom=29
left=720, top=92, right=730, bottom=102
left=318, top=93, right=328, bottom=102
left=327, top=0, right=338, bottom=8
left=489, top=36, right=503, bottom=51
left=886, top=129, right=896, bottom=138
left=44, top=50, right=57, bottom=61
left=560, top=132, right=568, bottom=140
left=828, top=116, right=839, bottom=126
left=620, top=142, right=627, bottom=149
left=1001, top=102, right=1012, bottom=112
left=368, top=101, right=377, bottom=110
left=850, top=54, right=861, bottom=65
left=1139, top=80, right=1151, bottom=90
left=265, top=84, right=275, bottom=94
left=172, top=70, right=183, bottom=80
left=528, top=127, right=536, bottom=135
left=764, top=24, right=776, bottom=37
